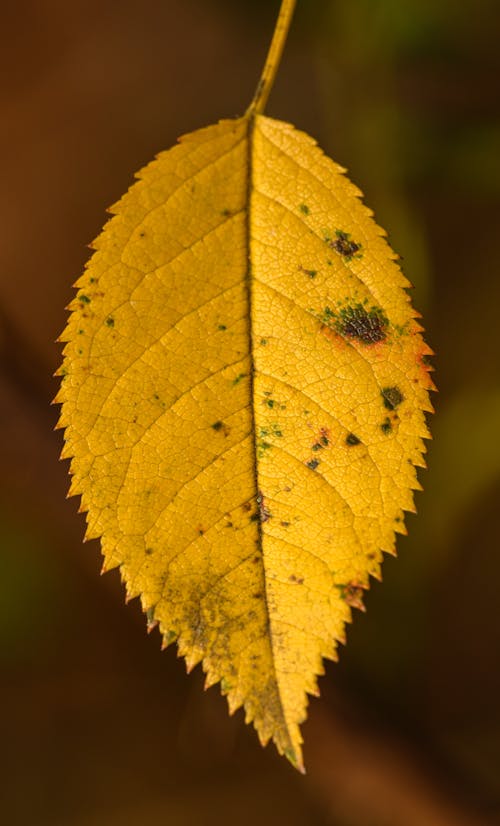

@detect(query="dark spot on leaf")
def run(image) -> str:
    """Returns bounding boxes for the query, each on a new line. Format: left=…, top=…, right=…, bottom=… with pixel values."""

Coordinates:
left=257, top=440, right=272, bottom=458
left=338, top=582, right=367, bottom=611
left=257, top=491, right=272, bottom=522
left=381, top=386, right=404, bottom=410
left=336, top=304, right=388, bottom=345
left=299, top=265, right=317, bottom=278
left=221, top=208, right=231, bottom=216
left=381, top=417, right=392, bottom=434
left=312, top=442, right=322, bottom=452
left=232, top=372, right=246, bottom=386
left=253, top=592, right=263, bottom=599
left=306, top=459, right=319, bottom=470
left=145, top=547, right=154, bottom=556
left=211, top=420, right=224, bottom=431
left=106, top=316, right=114, bottom=327
left=289, top=574, right=304, bottom=584
left=218, top=324, right=227, bottom=331
left=242, top=501, right=252, bottom=512
left=299, top=203, right=310, bottom=215
left=78, top=294, right=91, bottom=304
left=260, top=338, right=268, bottom=345
left=328, top=229, right=363, bottom=261
left=139, top=231, right=146, bottom=237
left=346, top=432, right=361, bottom=446
left=320, top=428, right=330, bottom=446
left=280, top=521, right=290, bottom=527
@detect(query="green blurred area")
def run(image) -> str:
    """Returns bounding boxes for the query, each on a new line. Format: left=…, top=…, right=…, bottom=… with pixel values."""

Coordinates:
left=1, top=1, right=499, bottom=823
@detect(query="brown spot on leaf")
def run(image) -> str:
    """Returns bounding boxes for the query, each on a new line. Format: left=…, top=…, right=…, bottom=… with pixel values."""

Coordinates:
left=346, top=432, right=361, bottom=446
left=328, top=229, right=362, bottom=260
left=339, top=582, right=367, bottom=611
left=257, top=491, right=272, bottom=523
left=336, top=304, right=388, bottom=345
left=381, top=386, right=404, bottom=410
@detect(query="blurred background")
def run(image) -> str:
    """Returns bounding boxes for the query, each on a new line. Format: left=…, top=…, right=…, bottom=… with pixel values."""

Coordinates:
left=1, top=1, right=500, bottom=824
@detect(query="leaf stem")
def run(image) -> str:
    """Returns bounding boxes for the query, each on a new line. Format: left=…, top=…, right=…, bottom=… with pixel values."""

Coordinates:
left=246, top=0, right=297, bottom=117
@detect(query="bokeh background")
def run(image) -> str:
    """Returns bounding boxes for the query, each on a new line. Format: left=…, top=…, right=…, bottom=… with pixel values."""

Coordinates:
left=1, top=1, right=500, bottom=824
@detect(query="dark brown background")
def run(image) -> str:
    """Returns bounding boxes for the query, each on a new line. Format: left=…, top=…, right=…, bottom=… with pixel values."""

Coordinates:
left=1, top=1, right=500, bottom=823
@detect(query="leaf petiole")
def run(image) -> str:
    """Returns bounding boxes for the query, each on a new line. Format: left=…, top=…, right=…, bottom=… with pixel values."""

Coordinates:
left=246, top=0, right=297, bottom=117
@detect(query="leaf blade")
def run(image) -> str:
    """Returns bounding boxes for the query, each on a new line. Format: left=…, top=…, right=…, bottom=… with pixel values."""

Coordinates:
left=58, top=113, right=433, bottom=771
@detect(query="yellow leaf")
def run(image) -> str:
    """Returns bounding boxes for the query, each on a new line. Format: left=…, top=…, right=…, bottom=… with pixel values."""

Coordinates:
left=56, top=1, right=433, bottom=771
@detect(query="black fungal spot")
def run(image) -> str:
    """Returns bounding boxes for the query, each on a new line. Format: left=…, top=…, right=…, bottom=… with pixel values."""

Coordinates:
left=306, top=459, right=320, bottom=470
left=280, top=521, right=290, bottom=528
left=381, top=417, right=392, bottom=434
left=253, top=592, right=263, bottom=599
left=329, top=229, right=362, bottom=261
left=312, top=443, right=323, bottom=452
left=346, top=433, right=361, bottom=446
left=299, top=203, right=310, bottom=215
left=381, top=386, right=404, bottom=410
left=105, top=317, right=114, bottom=327
left=221, top=208, right=231, bottom=216
left=260, top=338, right=268, bottom=345
left=211, top=420, right=224, bottom=431
left=145, top=547, right=154, bottom=556
left=218, top=324, right=227, bottom=331
left=232, top=372, right=246, bottom=386
left=139, top=231, right=146, bottom=237
left=78, top=294, right=91, bottom=304
left=336, top=304, right=389, bottom=345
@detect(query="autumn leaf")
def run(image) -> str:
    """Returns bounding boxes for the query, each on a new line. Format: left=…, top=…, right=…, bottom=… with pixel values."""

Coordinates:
left=56, top=0, right=433, bottom=771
